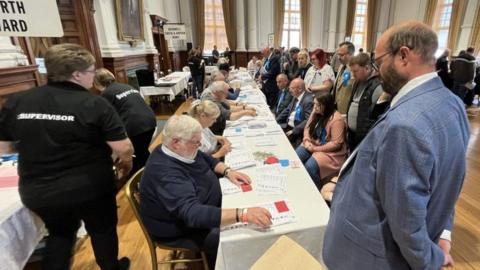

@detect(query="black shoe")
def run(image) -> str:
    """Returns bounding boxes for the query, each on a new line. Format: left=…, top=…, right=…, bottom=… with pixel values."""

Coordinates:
left=118, top=257, right=130, bottom=270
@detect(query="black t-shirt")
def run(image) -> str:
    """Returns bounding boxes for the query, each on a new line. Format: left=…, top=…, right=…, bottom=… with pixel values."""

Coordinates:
left=101, top=82, right=156, bottom=137
left=0, top=81, right=127, bottom=208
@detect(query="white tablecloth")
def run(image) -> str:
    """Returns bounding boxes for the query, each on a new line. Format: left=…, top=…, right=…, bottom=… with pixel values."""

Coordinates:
left=215, top=75, right=330, bottom=270
left=140, top=71, right=190, bottom=101
left=0, top=162, right=46, bottom=270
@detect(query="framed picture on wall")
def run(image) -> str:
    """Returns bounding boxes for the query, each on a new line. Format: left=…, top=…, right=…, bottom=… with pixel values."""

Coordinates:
left=114, top=0, right=145, bottom=41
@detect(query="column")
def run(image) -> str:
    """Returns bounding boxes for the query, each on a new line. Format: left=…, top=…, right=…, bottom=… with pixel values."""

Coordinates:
left=247, top=0, right=258, bottom=51
left=236, top=0, right=247, bottom=51
left=0, top=37, right=28, bottom=68
left=327, top=0, right=339, bottom=51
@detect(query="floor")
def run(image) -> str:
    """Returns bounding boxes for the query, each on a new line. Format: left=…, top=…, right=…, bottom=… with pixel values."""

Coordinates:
left=26, top=104, right=480, bottom=270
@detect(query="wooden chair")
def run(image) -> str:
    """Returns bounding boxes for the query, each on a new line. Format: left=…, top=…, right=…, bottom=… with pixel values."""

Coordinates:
left=125, top=168, right=209, bottom=270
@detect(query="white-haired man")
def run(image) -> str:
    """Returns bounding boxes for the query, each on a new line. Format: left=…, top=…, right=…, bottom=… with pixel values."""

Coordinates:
left=140, top=115, right=272, bottom=269
left=205, top=81, right=256, bottom=135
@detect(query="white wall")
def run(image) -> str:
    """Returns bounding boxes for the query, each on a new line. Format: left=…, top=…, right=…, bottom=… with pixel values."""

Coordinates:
left=456, top=0, right=478, bottom=55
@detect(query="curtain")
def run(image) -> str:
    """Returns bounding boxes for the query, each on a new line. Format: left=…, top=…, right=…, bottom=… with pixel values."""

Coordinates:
left=345, top=0, right=357, bottom=39
left=424, top=0, right=438, bottom=26
left=300, top=0, right=310, bottom=48
left=365, top=0, right=377, bottom=52
left=447, top=0, right=467, bottom=53
left=222, top=0, right=236, bottom=50
left=193, top=0, right=205, bottom=49
left=274, top=0, right=285, bottom=47
left=469, top=2, right=480, bottom=55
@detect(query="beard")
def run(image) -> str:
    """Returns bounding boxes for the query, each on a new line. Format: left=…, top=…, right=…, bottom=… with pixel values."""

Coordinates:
left=379, top=62, right=409, bottom=96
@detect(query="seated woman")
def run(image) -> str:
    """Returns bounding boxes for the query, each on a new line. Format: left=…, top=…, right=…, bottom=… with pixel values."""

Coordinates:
left=140, top=115, right=272, bottom=269
left=189, top=100, right=232, bottom=159
left=295, top=93, right=347, bottom=189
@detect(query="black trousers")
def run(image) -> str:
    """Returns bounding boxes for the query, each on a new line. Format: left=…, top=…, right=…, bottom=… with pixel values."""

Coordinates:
left=31, top=195, right=119, bottom=270
left=130, top=128, right=155, bottom=175
left=347, top=129, right=364, bottom=153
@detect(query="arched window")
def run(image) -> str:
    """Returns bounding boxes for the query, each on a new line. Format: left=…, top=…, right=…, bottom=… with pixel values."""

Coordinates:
left=282, top=0, right=301, bottom=48
left=351, top=0, right=368, bottom=52
left=432, top=0, right=453, bottom=53
left=204, top=0, right=229, bottom=53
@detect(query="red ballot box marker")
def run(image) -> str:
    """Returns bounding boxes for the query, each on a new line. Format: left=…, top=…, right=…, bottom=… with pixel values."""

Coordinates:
left=274, top=200, right=289, bottom=212
left=241, top=184, right=252, bottom=192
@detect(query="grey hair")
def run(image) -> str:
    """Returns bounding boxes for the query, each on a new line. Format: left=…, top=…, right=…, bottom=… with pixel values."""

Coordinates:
left=210, top=81, right=228, bottom=94
left=162, top=115, right=202, bottom=146
left=386, top=22, right=438, bottom=63
left=210, top=71, right=225, bottom=83
left=188, top=99, right=221, bottom=118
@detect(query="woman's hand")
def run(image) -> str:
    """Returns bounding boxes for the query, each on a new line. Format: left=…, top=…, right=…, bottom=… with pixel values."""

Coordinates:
left=246, top=207, right=272, bottom=228
left=227, top=170, right=251, bottom=185
left=217, top=136, right=231, bottom=146
left=217, top=144, right=232, bottom=156
left=320, top=176, right=338, bottom=202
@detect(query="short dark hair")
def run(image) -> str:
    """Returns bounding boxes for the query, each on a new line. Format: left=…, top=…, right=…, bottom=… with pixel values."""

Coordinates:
left=467, top=47, right=475, bottom=54
left=339, top=41, right=355, bottom=54
left=289, top=47, right=300, bottom=54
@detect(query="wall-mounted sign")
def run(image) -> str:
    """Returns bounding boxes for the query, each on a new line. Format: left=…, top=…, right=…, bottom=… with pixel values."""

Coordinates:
left=164, top=24, right=187, bottom=40
left=0, top=0, right=63, bottom=37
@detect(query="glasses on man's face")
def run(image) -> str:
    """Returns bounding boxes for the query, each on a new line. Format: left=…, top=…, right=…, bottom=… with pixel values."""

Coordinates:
left=371, top=51, right=391, bottom=72
left=180, top=138, right=202, bottom=148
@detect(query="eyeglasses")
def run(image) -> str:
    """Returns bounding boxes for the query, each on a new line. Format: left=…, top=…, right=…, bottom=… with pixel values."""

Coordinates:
left=371, top=51, right=391, bottom=72
left=180, top=138, right=202, bottom=148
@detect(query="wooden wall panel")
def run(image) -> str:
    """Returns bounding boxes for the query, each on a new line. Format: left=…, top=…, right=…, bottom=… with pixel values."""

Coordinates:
left=234, top=51, right=248, bottom=68
left=0, top=66, right=38, bottom=97
left=103, top=54, right=158, bottom=85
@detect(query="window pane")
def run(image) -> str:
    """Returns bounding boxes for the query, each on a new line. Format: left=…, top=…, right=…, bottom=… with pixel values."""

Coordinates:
left=438, top=29, right=448, bottom=49
left=282, top=31, right=289, bottom=48
left=290, top=31, right=300, bottom=48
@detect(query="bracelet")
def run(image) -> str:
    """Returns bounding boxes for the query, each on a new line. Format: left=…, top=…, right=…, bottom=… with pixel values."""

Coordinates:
left=223, top=166, right=231, bottom=177
left=329, top=180, right=337, bottom=185
left=241, top=208, right=248, bottom=223
left=235, top=208, right=240, bottom=222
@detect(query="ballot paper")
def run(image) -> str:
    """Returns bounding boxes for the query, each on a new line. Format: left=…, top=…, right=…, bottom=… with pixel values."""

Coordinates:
left=248, top=120, right=268, bottom=129
left=225, top=150, right=256, bottom=170
left=255, top=136, right=278, bottom=146
left=223, top=127, right=245, bottom=137
left=221, top=200, right=296, bottom=231
left=245, top=129, right=265, bottom=137
left=254, top=164, right=286, bottom=195
left=228, top=137, right=247, bottom=149
left=219, top=178, right=253, bottom=195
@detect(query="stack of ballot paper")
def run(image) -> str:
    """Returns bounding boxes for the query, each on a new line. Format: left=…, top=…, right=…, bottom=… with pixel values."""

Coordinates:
left=254, top=164, right=287, bottom=194
left=219, top=177, right=253, bottom=195
left=248, top=120, right=268, bottom=129
left=223, top=127, right=245, bottom=137
left=221, top=200, right=296, bottom=231
left=255, top=136, right=278, bottom=146
left=228, top=137, right=247, bottom=149
left=225, top=150, right=256, bottom=170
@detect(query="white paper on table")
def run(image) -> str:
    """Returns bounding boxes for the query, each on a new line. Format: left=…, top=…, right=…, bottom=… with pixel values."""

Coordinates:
left=255, top=136, right=278, bottom=146
left=245, top=129, right=265, bottom=137
left=219, top=178, right=242, bottom=195
left=223, top=127, right=245, bottom=137
left=255, top=164, right=283, bottom=175
left=248, top=120, right=268, bottom=129
left=220, top=200, right=296, bottom=231
left=225, top=150, right=256, bottom=170
left=255, top=174, right=287, bottom=195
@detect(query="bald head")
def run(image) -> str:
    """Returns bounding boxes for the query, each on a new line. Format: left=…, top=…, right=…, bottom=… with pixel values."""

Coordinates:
left=377, top=21, right=438, bottom=64
left=289, top=78, right=305, bottom=97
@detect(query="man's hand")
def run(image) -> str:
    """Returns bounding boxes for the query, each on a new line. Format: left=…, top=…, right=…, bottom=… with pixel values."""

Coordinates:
left=439, top=239, right=454, bottom=268
left=227, top=170, right=251, bottom=186
left=285, top=130, right=293, bottom=137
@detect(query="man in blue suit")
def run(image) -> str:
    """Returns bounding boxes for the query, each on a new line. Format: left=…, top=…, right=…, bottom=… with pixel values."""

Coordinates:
left=323, top=21, right=470, bottom=269
left=276, top=78, right=313, bottom=147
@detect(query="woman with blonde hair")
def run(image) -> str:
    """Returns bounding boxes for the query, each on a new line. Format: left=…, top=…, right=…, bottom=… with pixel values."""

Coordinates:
left=294, top=50, right=312, bottom=80
left=189, top=100, right=232, bottom=159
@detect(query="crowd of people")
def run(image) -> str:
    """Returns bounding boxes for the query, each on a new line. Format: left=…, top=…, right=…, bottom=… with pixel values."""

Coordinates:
left=0, top=20, right=472, bottom=270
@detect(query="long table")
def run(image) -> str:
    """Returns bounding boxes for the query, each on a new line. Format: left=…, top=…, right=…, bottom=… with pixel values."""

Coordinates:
left=139, top=71, right=190, bottom=101
left=215, top=72, right=330, bottom=269
left=0, top=161, right=46, bottom=270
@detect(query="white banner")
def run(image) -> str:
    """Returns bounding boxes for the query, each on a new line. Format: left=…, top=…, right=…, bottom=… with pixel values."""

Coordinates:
left=164, top=24, right=187, bottom=40
left=0, top=0, right=63, bottom=37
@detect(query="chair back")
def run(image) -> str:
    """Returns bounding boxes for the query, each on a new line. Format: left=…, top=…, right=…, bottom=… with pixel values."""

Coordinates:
left=136, top=69, right=155, bottom=87
left=125, top=168, right=159, bottom=270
